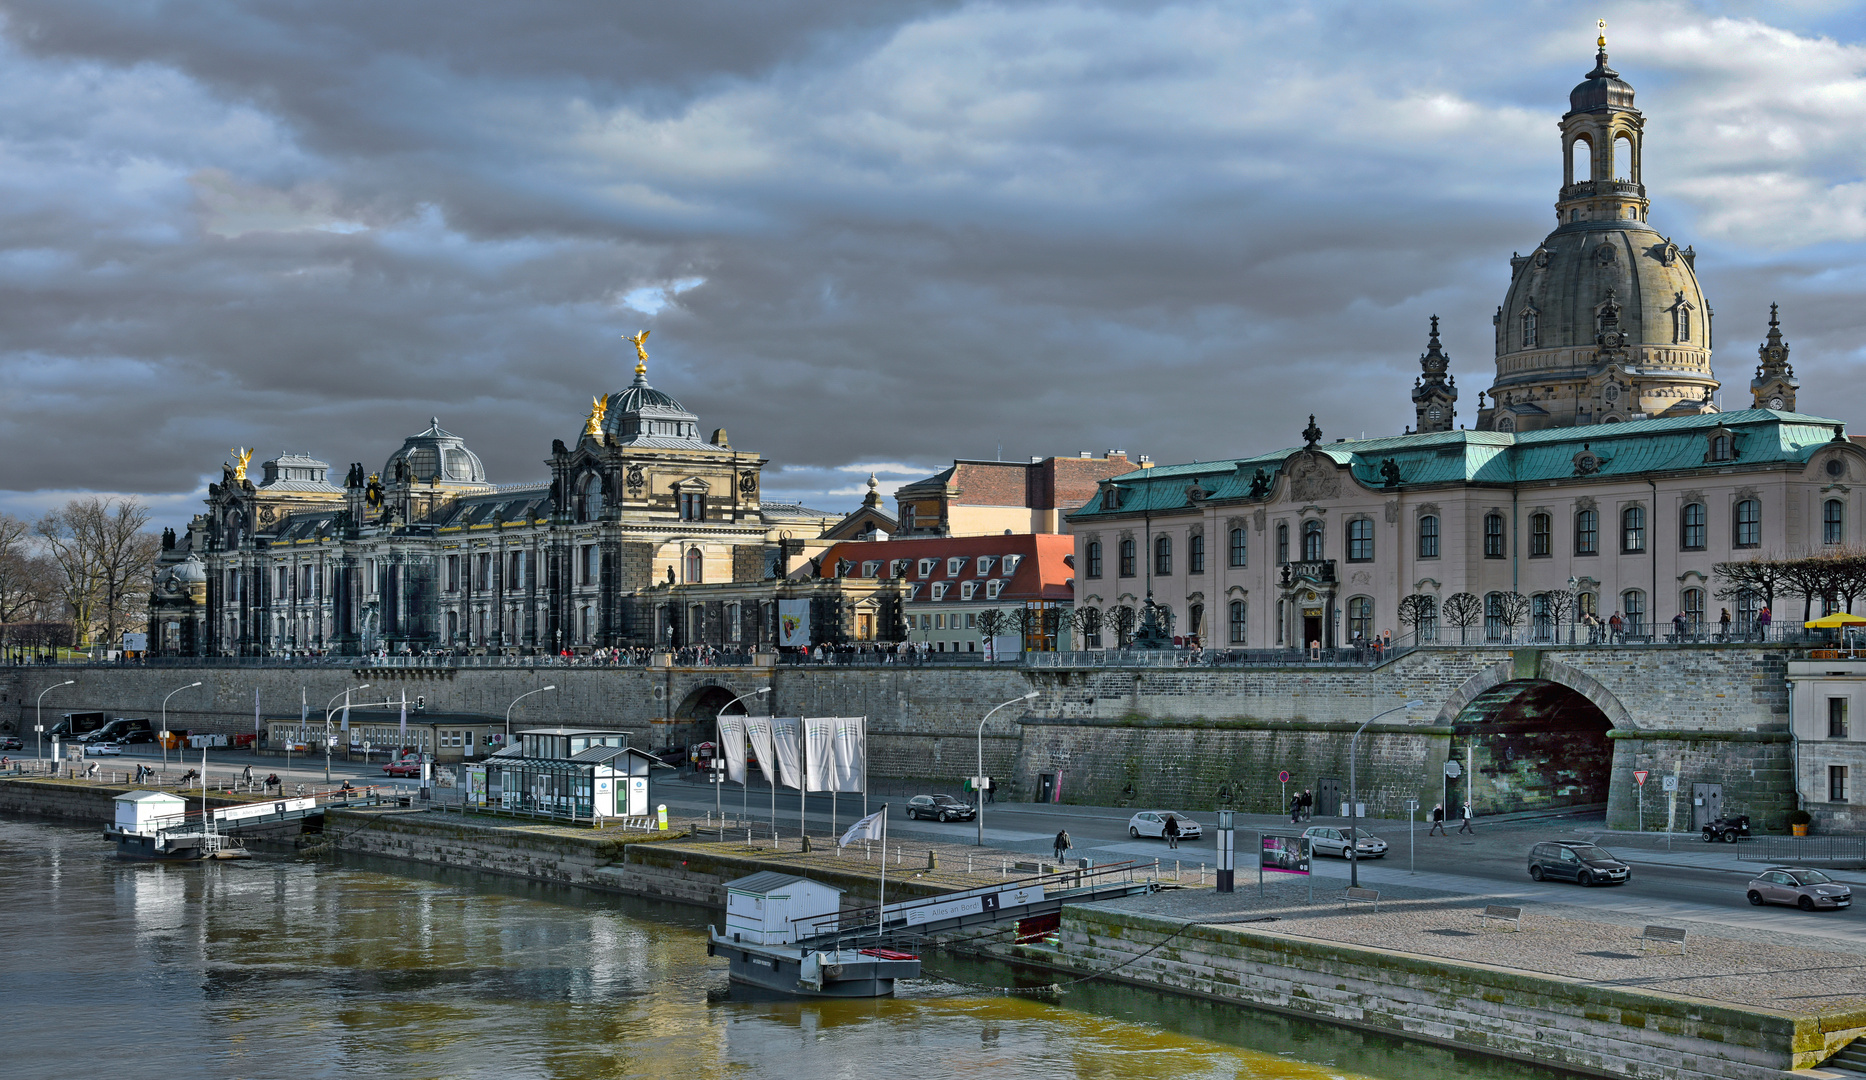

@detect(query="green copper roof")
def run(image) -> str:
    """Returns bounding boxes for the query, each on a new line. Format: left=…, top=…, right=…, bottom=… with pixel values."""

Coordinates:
left=1070, top=410, right=1844, bottom=521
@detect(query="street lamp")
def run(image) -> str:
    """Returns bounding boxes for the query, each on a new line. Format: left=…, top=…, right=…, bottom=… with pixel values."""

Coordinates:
left=1349, top=698, right=1425, bottom=888
left=715, top=687, right=771, bottom=824
left=1568, top=576, right=1579, bottom=645
left=35, top=680, right=74, bottom=762
left=161, top=681, right=204, bottom=776
left=505, top=685, right=559, bottom=743
left=323, top=683, right=371, bottom=785
left=976, top=690, right=1040, bottom=846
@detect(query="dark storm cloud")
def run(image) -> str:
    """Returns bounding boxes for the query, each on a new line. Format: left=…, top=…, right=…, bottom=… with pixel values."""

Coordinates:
left=1, top=0, right=1864, bottom=522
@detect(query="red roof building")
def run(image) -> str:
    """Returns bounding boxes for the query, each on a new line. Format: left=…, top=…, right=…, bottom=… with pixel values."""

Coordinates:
left=818, top=534, right=1078, bottom=653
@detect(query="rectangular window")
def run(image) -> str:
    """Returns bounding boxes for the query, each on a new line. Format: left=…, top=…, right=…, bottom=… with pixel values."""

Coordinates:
left=1575, top=510, right=1599, bottom=555
left=948, top=557, right=965, bottom=576
left=1417, top=516, right=1439, bottom=559
left=1530, top=513, right=1551, bottom=557
left=1118, top=539, right=1136, bottom=578
left=1831, top=698, right=1850, bottom=739
left=1483, top=514, right=1505, bottom=558
left=1275, top=524, right=1289, bottom=565
left=1826, top=500, right=1845, bottom=545
left=934, top=613, right=945, bottom=630
left=447, top=555, right=459, bottom=592
left=1832, top=765, right=1849, bottom=803
left=1189, top=533, right=1205, bottom=574
left=1347, top=518, right=1374, bottom=562
left=1228, top=600, right=1247, bottom=644
left=1735, top=500, right=1761, bottom=548
left=1086, top=542, right=1103, bottom=578
left=961, top=581, right=975, bottom=600
left=931, top=583, right=948, bottom=600
left=976, top=556, right=994, bottom=576
left=1622, top=506, right=1646, bottom=554
left=1681, top=503, right=1707, bottom=551
left=1154, top=536, right=1171, bottom=576
left=920, top=615, right=931, bottom=631
left=966, top=612, right=976, bottom=629
left=679, top=492, right=704, bottom=521
left=1229, top=528, right=1247, bottom=568
left=1621, top=589, right=1645, bottom=635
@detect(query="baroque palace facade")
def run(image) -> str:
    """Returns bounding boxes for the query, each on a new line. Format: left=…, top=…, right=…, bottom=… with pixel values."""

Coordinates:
left=1069, top=39, right=1860, bottom=650
left=148, top=340, right=866, bottom=657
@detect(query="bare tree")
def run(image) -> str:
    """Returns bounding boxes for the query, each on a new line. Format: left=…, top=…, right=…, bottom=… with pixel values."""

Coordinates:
left=1442, top=592, right=1484, bottom=645
left=1544, top=587, right=1579, bottom=642
left=1070, top=605, right=1102, bottom=648
left=1108, top=604, right=1137, bottom=648
left=1494, top=592, right=1532, bottom=643
left=0, top=514, right=58, bottom=625
left=1396, top=594, right=1434, bottom=643
left=35, top=497, right=160, bottom=650
left=973, top=608, right=1007, bottom=645
left=1713, top=554, right=1789, bottom=622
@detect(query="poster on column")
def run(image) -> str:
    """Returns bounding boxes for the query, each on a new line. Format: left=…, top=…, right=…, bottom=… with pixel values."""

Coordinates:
left=769, top=717, right=803, bottom=790
left=804, top=718, right=836, bottom=792
left=830, top=717, right=866, bottom=792
left=718, top=715, right=749, bottom=784
left=778, top=600, right=811, bottom=648
left=744, top=717, right=777, bottom=785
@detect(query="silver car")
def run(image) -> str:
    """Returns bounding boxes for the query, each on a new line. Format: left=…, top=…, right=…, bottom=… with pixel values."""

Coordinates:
left=1302, top=826, right=1388, bottom=859
left=1747, top=866, right=1852, bottom=910
left=1126, top=811, right=1202, bottom=840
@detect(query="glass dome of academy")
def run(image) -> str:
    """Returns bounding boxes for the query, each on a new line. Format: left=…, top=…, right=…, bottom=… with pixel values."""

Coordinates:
left=145, top=341, right=853, bottom=657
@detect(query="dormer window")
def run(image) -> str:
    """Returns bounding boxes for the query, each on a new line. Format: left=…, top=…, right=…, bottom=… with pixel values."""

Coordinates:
left=892, top=559, right=911, bottom=578
left=986, top=580, right=1002, bottom=600
left=862, top=561, right=881, bottom=578
left=931, top=583, right=948, bottom=600
left=1103, top=485, right=1122, bottom=511
left=975, top=556, right=995, bottom=576
left=947, top=557, right=964, bottom=576
left=1001, top=554, right=1021, bottom=575
left=1705, top=428, right=1738, bottom=463
left=961, top=581, right=976, bottom=600
left=918, top=558, right=936, bottom=578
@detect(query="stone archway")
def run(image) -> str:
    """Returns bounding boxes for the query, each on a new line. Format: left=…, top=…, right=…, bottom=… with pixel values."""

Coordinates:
left=1434, top=655, right=1634, bottom=818
left=668, top=682, right=755, bottom=750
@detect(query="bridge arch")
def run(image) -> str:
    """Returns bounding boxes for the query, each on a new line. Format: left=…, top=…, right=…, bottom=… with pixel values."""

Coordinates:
left=667, top=680, right=764, bottom=749
left=1433, top=656, right=1634, bottom=818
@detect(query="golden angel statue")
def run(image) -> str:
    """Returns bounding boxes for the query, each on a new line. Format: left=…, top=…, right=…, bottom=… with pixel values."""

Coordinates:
left=625, top=329, right=650, bottom=373
left=586, top=394, right=608, bottom=436
left=230, top=447, right=254, bottom=482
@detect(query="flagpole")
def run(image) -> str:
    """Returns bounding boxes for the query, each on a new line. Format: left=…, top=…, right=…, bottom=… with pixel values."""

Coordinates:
left=799, top=718, right=808, bottom=846
left=876, top=805, right=888, bottom=948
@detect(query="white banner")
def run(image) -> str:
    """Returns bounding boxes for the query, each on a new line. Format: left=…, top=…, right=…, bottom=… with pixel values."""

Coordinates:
left=830, top=717, right=866, bottom=793
left=778, top=599, right=811, bottom=648
left=214, top=797, right=315, bottom=823
left=840, top=808, right=885, bottom=847
left=745, top=716, right=776, bottom=786
left=770, top=717, right=803, bottom=790
left=804, top=718, right=834, bottom=792
left=718, top=715, right=749, bottom=785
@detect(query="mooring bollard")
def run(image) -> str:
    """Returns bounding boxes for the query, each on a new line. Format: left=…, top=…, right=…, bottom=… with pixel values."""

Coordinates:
left=927, top=850, right=937, bottom=870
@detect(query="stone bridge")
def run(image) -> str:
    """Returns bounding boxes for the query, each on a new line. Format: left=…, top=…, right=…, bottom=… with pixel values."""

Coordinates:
left=0, top=644, right=1794, bottom=831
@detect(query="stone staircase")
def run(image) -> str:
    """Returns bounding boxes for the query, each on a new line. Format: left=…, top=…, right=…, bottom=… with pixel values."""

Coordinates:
left=1815, top=1041, right=1866, bottom=1078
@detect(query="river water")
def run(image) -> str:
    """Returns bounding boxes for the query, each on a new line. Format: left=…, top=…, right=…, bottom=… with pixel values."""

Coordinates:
left=0, top=818, right=1576, bottom=1080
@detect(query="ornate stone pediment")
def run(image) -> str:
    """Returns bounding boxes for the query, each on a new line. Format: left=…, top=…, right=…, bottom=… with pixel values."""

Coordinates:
left=1284, top=451, right=1341, bottom=502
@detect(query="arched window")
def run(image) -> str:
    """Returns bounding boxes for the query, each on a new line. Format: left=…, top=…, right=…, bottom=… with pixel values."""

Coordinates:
left=576, top=473, right=603, bottom=523
left=1188, top=533, right=1205, bottom=574
left=1229, top=527, right=1247, bottom=568
left=1575, top=509, right=1599, bottom=555
left=1417, top=515, right=1439, bottom=559
left=1615, top=132, right=1637, bottom=182
left=1275, top=523, right=1290, bottom=565
left=1825, top=499, right=1845, bottom=545
left=1622, top=506, right=1646, bottom=553
left=445, top=609, right=459, bottom=643
left=1570, top=134, right=1594, bottom=183
left=685, top=547, right=703, bottom=584
left=1483, top=513, right=1506, bottom=558
left=1228, top=600, right=1247, bottom=644
left=1710, top=434, right=1732, bottom=460
left=1118, top=538, right=1136, bottom=577
left=1186, top=603, right=1203, bottom=639
left=1301, top=520, right=1324, bottom=561
left=1674, top=305, right=1691, bottom=343
left=1346, top=518, right=1374, bottom=562
left=1085, top=541, right=1103, bottom=579
left=1681, top=503, right=1707, bottom=551
left=1484, top=592, right=1505, bottom=641
left=1521, top=307, right=1539, bottom=349
left=1347, top=597, right=1373, bottom=642
left=1532, top=593, right=1553, bottom=641
left=1621, top=590, right=1646, bottom=635
left=1734, top=499, right=1761, bottom=548
left=1154, top=535, right=1172, bottom=576
left=1415, top=594, right=1438, bottom=642
left=1530, top=512, right=1552, bottom=557
left=1682, top=587, right=1706, bottom=632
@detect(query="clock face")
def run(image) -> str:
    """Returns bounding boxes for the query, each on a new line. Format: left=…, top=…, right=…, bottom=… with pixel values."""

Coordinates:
left=1769, top=396, right=1786, bottom=410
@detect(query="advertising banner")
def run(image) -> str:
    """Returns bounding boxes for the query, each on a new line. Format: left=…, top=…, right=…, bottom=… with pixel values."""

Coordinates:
left=778, top=599, right=811, bottom=647
left=769, top=717, right=803, bottom=790
left=1260, top=833, right=1311, bottom=875
left=804, top=718, right=835, bottom=792
left=718, top=715, right=749, bottom=784
left=830, top=717, right=865, bottom=793
left=744, top=716, right=776, bottom=786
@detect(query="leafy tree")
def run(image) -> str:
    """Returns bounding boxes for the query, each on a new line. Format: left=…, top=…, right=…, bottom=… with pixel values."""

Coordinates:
left=1441, top=592, right=1484, bottom=645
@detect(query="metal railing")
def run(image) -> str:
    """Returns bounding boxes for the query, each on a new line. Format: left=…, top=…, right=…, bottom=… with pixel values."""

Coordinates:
left=1739, top=835, right=1866, bottom=864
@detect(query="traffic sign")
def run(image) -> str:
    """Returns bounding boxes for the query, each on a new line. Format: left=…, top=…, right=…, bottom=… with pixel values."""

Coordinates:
left=1277, top=770, right=1291, bottom=784
left=1661, top=775, right=1678, bottom=792
left=1634, top=770, right=1648, bottom=785
left=1444, top=760, right=1462, bottom=778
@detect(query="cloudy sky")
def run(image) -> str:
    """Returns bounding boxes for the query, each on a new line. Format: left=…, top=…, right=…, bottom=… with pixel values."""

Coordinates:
left=2, top=0, right=1865, bottom=526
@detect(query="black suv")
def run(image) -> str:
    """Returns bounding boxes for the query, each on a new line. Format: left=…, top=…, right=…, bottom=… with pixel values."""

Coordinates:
left=906, top=794, right=976, bottom=822
left=1527, top=841, right=1631, bottom=886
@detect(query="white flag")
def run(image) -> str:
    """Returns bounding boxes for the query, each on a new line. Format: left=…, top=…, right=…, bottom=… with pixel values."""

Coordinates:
left=830, top=717, right=865, bottom=793
left=399, top=691, right=407, bottom=738
left=745, top=717, right=776, bottom=785
left=839, top=807, right=885, bottom=848
left=769, top=718, right=803, bottom=790
left=341, top=704, right=350, bottom=733
left=805, top=718, right=835, bottom=792
left=718, top=715, right=748, bottom=784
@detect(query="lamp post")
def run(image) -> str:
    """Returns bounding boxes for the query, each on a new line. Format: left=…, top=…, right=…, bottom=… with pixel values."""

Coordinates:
left=1349, top=698, right=1425, bottom=888
left=714, top=687, right=771, bottom=824
left=323, top=683, right=371, bottom=785
left=1568, top=576, right=1579, bottom=645
left=36, top=680, right=74, bottom=762
left=161, top=681, right=204, bottom=776
left=976, top=690, right=1040, bottom=846
left=505, top=685, right=559, bottom=745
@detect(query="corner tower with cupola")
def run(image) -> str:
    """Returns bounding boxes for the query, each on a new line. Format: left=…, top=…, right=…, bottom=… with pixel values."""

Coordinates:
left=1479, top=27, right=1718, bottom=432
left=1411, top=316, right=1458, bottom=433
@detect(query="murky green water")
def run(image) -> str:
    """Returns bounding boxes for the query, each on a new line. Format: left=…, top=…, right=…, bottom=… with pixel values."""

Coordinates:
left=0, top=819, right=1576, bottom=1080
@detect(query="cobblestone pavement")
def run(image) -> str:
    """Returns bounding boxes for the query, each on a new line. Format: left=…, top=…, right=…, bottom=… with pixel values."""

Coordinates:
left=1097, top=876, right=1866, bottom=1014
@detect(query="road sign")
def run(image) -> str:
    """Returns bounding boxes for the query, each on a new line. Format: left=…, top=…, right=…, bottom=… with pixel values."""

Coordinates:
left=1444, top=760, right=1462, bottom=778
left=1661, top=775, right=1678, bottom=792
left=1277, top=770, right=1290, bottom=783
left=1634, top=770, right=1648, bottom=785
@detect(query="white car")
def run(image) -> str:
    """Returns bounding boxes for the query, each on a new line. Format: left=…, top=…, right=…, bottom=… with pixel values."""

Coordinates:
left=87, top=742, right=124, bottom=756
left=1302, top=825, right=1387, bottom=859
left=1127, top=811, right=1202, bottom=840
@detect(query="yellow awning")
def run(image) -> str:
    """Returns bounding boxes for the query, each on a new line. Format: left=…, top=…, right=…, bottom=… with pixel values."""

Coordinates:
left=1804, top=612, right=1866, bottom=628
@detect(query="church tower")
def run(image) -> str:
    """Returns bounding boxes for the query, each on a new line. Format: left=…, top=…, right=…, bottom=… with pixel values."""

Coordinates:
left=1751, top=304, right=1798, bottom=412
left=1477, top=27, right=1719, bottom=432
left=1411, top=315, right=1458, bottom=433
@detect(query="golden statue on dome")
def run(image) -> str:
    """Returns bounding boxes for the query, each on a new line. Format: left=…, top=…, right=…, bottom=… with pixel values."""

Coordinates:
left=625, top=329, right=651, bottom=376
left=586, top=394, right=608, bottom=436
left=230, top=447, right=253, bottom=482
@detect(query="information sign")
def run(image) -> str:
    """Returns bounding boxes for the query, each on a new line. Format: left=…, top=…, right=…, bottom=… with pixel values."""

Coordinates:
left=1444, top=760, right=1462, bottom=778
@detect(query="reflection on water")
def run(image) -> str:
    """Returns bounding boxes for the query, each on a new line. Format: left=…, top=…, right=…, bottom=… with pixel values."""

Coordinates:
left=0, top=819, right=1575, bottom=1080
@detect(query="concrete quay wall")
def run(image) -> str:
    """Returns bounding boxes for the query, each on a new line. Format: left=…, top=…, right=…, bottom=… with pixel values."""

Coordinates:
left=1, top=645, right=1797, bottom=829
left=1042, top=905, right=1852, bottom=1080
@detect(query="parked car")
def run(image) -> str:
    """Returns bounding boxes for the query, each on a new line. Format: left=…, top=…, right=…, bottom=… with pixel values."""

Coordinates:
left=1127, top=811, right=1203, bottom=840
left=1527, top=841, right=1630, bottom=886
left=906, top=794, right=975, bottom=821
left=1747, top=866, right=1852, bottom=910
left=1302, top=825, right=1388, bottom=859
left=1702, top=814, right=1750, bottom=843
left=382, top=760, right=421, bottom=778
left=87, top=742, right=123, bottom=756
left=0, top=737, right=22, bottom=750
left=649, top=745, right=687, bottom=767
left=120, top=730, right=156, bottom=745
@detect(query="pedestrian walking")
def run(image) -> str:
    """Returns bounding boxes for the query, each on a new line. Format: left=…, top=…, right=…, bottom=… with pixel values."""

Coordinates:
left=1672, top=612, right=1687, bottom=640
left=1428, top=802, right=1447, bottom=836
left=985, top=778, right=996, bottom=804
left=1758, top=606, right=1773, bottom=639
left=1458, top=802, right=1474, bottom=834
left=1163, top=814, right=1181, bottom=850
left=1053, top=829, right=1071, bottom=862
left=1719, top=608, right=1732, bottom=642
left=1289, top=794, right=1302, bottom=824
left=1300, top=788, right=1314, bottom=821
left=1608, top=611, right=1625, bottom=644
left=242, top=765, right=254, bottom=788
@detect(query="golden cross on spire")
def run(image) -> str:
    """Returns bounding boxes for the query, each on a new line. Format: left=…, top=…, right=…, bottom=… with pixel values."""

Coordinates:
left=624, top=329, right=650, bottom=377
left=1597, top=19, right=1607, bottom=49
